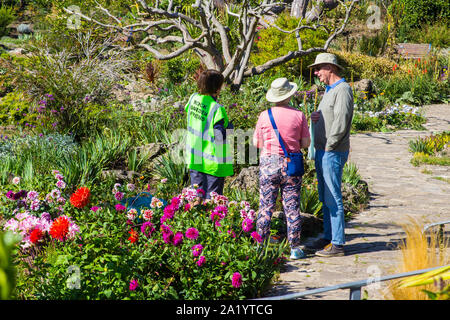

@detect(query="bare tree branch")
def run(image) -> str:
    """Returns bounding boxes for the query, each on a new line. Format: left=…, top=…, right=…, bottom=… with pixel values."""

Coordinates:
left=65, top=0, right=359, bottom=89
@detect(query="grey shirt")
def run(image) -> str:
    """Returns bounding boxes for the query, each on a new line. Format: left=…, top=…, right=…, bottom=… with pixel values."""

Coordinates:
left=313, top=80, right=354, bottom=152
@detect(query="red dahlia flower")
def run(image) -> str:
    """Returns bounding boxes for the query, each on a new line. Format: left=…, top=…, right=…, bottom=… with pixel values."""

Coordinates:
left=49, top=216, right=70, bottom=241
left=70, top=187, right=91, bottom=208
left=29, top=228, right=44, bottom=244
left=128, top=228, right=139, bottom=244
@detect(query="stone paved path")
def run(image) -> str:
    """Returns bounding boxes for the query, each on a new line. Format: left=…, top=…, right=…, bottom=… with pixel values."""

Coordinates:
left=264, top=104, right=450, bottom=300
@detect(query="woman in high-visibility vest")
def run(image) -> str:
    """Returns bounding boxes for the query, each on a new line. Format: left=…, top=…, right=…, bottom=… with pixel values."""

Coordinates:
left=185, top=70, right=234, bottom=199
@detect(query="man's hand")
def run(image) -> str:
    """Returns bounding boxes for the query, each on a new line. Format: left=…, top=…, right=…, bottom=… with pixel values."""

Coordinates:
left=311, top=111, right=321, bottom=123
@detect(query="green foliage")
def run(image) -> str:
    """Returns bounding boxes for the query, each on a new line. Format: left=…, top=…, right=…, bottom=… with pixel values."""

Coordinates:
left=409, top=132, right=450, bottom=156
left=357, top=27, right=389, bottom=57
left=409, top=131, right=450, bottom=167
left=0, top=231, right=20, bottom=300
left=390, top=0, right=449, bottom=29
left=0, top=91, right=37, bottom=127
left=331, top=49, right=394, bottom=81
left=159, top=52, right=201, bottom=85
left=0, top=5, right=15, bottom=38
left=251, top=13, right=328, bottom=78
left=0, top=132, right=78, bottom=187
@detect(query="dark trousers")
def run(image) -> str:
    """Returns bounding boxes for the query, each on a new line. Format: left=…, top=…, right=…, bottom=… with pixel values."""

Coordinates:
left=189, top=169, right=225, bottom=199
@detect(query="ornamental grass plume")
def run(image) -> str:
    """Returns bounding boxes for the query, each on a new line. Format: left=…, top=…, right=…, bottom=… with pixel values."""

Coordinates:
left=384, top=216, right=449, bottom=300
left=69, top=187, right=91, bottom=209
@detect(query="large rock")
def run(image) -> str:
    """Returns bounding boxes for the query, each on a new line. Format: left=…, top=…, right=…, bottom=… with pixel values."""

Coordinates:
left=228, top=166, right=260, bottom=191
left=101, top=170, right=141, bottom=182
left=352, top=79, right=374, bottom=94
left=136, top=142, right=166, bottom=160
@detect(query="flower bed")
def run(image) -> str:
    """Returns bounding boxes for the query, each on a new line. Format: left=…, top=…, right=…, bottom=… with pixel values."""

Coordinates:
left=1, top=177, right=286, bottom=300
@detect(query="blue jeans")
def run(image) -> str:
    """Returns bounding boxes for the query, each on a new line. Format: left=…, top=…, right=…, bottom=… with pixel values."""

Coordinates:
left=315, top=149, right=349, bottom=246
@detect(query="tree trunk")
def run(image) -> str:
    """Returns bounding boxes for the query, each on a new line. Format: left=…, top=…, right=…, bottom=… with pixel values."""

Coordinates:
left=305, top=0, right=339, bottom=22
left=291, top=0, right=310, bottom=18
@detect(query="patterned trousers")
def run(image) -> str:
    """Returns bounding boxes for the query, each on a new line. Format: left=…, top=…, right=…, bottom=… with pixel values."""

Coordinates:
left=256, top=155, right=303, bottom=248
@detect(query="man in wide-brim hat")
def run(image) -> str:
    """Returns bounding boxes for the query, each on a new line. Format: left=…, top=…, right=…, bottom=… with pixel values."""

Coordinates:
left=305, top=52, right=354, bottom=257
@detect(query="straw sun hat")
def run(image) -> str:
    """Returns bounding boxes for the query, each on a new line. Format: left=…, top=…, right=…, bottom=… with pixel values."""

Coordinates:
left=308, top=52, right=344, bottom=70
left=265, top=78, right=298, bottom=103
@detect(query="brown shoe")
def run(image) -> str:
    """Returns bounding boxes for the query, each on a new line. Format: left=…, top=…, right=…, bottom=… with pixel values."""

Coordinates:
left=315, top=243, right=345, bottom=257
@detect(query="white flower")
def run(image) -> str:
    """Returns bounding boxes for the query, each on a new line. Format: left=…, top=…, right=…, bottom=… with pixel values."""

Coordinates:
left=12, top=177, right=21, bottom=185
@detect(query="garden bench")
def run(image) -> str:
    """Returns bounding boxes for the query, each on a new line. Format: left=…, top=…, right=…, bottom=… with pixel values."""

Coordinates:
left=394, top=43, right=432, bottom=59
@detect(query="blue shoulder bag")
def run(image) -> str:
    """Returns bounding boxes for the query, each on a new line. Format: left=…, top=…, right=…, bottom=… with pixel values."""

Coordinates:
left=268, top=108, right=305, bottom=177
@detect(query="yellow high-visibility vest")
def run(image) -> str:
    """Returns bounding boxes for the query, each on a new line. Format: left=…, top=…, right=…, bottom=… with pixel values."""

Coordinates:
left=185, top=93, right=234, bottom=177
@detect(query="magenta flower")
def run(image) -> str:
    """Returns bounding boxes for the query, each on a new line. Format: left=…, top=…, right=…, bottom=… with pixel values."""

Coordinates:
left=242, top=218, right=253, bottom=232
left=170, top=196, right=181, bottom=209
left=185, top=227, right=199, bottom=240
left=196, top=255, right=206, bottom=267
left=141, top=221, right=155, bottom=238
left=192, top=244, right=203, bottom=257
left=196, top=188, right=205, bottom=197
left=232, top=272, right=243, bottom=288
left=161, top=224, right=174, bottom=244
left=115, top=204, right=126, bottom=212
left=251, top=231, right=263, bottom=243
left=90, top=206, right=101, bottom=212
left=129, top=279, right=139, bottom=291
left=173, top=232, right=184, bottom=246
left=114, top=191, right=124, bottom=201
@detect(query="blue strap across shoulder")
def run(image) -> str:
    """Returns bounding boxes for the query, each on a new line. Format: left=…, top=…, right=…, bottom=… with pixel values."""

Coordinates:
left=267, top=108, right=288, bottom=157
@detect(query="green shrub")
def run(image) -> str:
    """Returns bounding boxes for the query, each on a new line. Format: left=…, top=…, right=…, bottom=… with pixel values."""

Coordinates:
left=390, top=0, right=449, bottom=29
left=13, top=33, right=132, bottom=139
left=331, top=49, right=394, bottom=81
left=251, top=12, right=328, bottom=78
left=0, top=5, right=15, bottom=38
left=357, top=27, right=389, bottom=57
left=0, top=91, right=37, bottom=127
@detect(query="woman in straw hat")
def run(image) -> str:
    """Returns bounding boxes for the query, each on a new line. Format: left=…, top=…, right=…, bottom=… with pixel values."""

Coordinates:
left=253, top=78, right=311, bottom=259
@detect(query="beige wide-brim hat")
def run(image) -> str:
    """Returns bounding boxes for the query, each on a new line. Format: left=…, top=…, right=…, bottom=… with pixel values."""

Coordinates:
left=308, top=52, right=344, bottom=70
left=266, top=77, right=298, bottom=103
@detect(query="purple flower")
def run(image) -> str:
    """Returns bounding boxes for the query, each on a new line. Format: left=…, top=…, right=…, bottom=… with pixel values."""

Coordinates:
left=129, top=279, right=138, bottom=291
left=141, top=221, right=155, bottom=238
left=115, top=204, right=126, bottom=212
left=191, top=244, right=203, bottom=257
left=161, top=224, right=174, bottom=244
left=196, top=256, right=206, bottom=267
left=90, top=206, right=101, bottom=212
left=242, top=218, right=253, bottom=233
left=173, top=232, right=184, bottom=246
left=114, top=191, right=124, bottom=201
left=251, top=231, right=263, bottom=243
left=232, top=272, right=243, bottom=288
left=185, top=227, right=199, bottom=240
